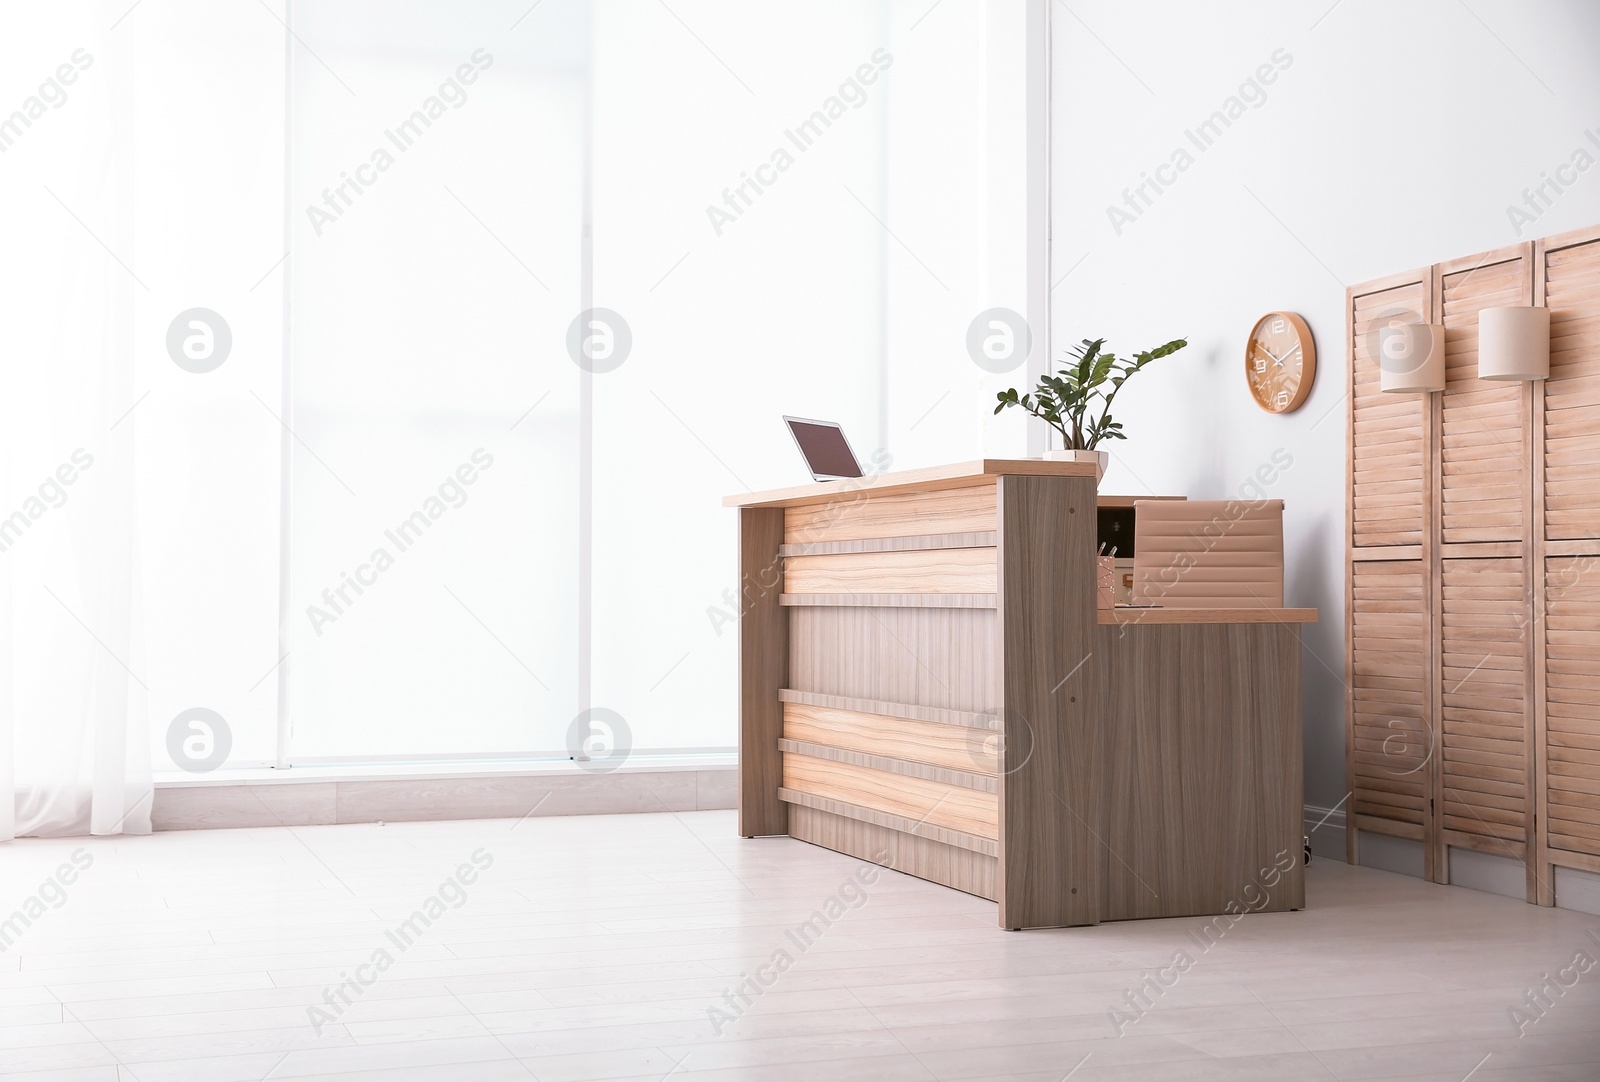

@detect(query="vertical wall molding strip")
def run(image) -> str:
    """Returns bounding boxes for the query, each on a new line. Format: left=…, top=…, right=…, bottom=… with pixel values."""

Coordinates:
left=1025, top=0, right=1051, bottom=458
left=273, top=0, right=296, bottom=771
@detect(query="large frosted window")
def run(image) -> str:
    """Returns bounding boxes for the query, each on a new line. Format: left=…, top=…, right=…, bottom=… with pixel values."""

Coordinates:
left=286, top=2, right=588, bottom=759
left=287, top=0, right=1033, bottom=761
left=7, top=1, right=1035, bottom=774
left=589, top=2, right=1032, bottom=755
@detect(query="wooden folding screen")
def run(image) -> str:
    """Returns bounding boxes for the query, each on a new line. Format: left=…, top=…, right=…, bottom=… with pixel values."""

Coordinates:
left=1347, top=224, right=1600, bottom=905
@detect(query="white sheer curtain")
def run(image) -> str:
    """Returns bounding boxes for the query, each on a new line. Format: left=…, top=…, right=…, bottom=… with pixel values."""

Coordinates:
left=2, top=1, right=284, bottom=838
left=0, top=6, right=150, bottom=839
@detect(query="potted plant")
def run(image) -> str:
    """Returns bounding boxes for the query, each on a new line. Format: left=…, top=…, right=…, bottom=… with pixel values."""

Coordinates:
left=994, top=335, right=1187, bottom=479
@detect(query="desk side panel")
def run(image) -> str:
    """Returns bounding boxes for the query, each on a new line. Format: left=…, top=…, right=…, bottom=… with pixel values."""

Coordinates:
left=996, top=474, right=1101, bottom=929
left=739, top=507, right=788, bottom=837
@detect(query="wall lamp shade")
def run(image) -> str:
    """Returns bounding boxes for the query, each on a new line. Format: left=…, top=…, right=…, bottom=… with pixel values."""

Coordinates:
left=1379, top=322, right=1445, bottom=392
left=1478, top=306, right=1550, bottom=381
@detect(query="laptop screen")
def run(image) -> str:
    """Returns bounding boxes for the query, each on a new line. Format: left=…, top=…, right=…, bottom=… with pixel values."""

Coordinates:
left=786, top=419, right=863, bottom=479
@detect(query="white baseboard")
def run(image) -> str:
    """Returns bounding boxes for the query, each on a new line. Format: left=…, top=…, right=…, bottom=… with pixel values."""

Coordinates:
left=153, top=764, right=738, bottom=831
left=1354, top=830, right=1425, bottom=879
left=1449, top=846, right=1528, bottom=901
left=1337, top=815, right=1600, bottom=917
left=1555, top=866, right=1600, bottom=917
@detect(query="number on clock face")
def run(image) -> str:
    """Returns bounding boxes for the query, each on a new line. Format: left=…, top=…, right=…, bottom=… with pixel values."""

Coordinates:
left=1246, top=311, right=1315, bottom=414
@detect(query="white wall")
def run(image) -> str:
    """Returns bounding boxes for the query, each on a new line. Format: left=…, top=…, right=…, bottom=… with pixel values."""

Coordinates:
left=1051, top=0, right=1600, bottom=812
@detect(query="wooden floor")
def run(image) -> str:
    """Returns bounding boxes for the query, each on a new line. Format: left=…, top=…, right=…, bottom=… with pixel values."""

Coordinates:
left=2, top=811, right=1599, bottom=1081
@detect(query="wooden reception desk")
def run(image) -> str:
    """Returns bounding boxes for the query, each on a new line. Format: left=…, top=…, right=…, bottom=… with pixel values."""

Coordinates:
left=724, top=460, right=1316, bottom=930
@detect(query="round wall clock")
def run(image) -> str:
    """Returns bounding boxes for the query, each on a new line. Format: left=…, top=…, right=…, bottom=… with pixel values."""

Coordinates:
left=1245, top=311, right=1316, bottom=414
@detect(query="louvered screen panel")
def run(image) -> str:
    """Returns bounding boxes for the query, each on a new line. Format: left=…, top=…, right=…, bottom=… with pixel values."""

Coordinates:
left=1546, top=556, right=1600, bottom=857
left=1351, top=283, right=1427, bottom=546
left=1440, top=259, right=1529, bottom=544
left=1350, top=560, right=1430, bottom=828
left=1440, top=558, right=1527, bottom=849
left=1544, top=239, right=1600, bottom=540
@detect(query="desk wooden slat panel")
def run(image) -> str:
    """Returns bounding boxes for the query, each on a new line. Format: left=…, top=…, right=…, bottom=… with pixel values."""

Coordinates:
left=789, top=606, right=999, bottom=713
left=780, top=593, right=996, bottom=608
left=781, top=532, right=996, bottom=557
left=782, top=701, right=999, bottom=777
left=787, top=803, right=998, bottom=899
left=784, top=483, right=997, bottom=544
left=784, top=546, right=996, bottom=594
left=777, top=688, right=999, bottom=730
left=777, top=738, right=997, bottom=792
left=783, top=753, right=999, bottom=839
left=779, top=788, right=998, bottom=855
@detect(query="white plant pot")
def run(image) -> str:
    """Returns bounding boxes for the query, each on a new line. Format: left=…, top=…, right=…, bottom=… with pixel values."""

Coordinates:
left=1044, top=448, right=1108, bottom=480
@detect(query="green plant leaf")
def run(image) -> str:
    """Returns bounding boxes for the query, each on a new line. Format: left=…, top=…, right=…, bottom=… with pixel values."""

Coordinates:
left=994, top=335, right=1185, bottom=449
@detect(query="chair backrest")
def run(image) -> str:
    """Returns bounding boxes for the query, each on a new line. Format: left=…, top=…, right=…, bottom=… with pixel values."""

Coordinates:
left=1131, top=499, right=1284, bottom=608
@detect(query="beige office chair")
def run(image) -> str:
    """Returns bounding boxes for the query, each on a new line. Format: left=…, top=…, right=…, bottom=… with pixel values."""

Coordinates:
left=1131, top=499, right=1284, bottom=608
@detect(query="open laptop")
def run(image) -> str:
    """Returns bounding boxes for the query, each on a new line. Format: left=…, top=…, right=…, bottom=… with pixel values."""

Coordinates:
left=784, top=416, right=864, bottom=481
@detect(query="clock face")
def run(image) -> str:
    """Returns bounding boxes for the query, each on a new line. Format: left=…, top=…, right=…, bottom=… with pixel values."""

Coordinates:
left=1246, top=311, right=1316, bottom=414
